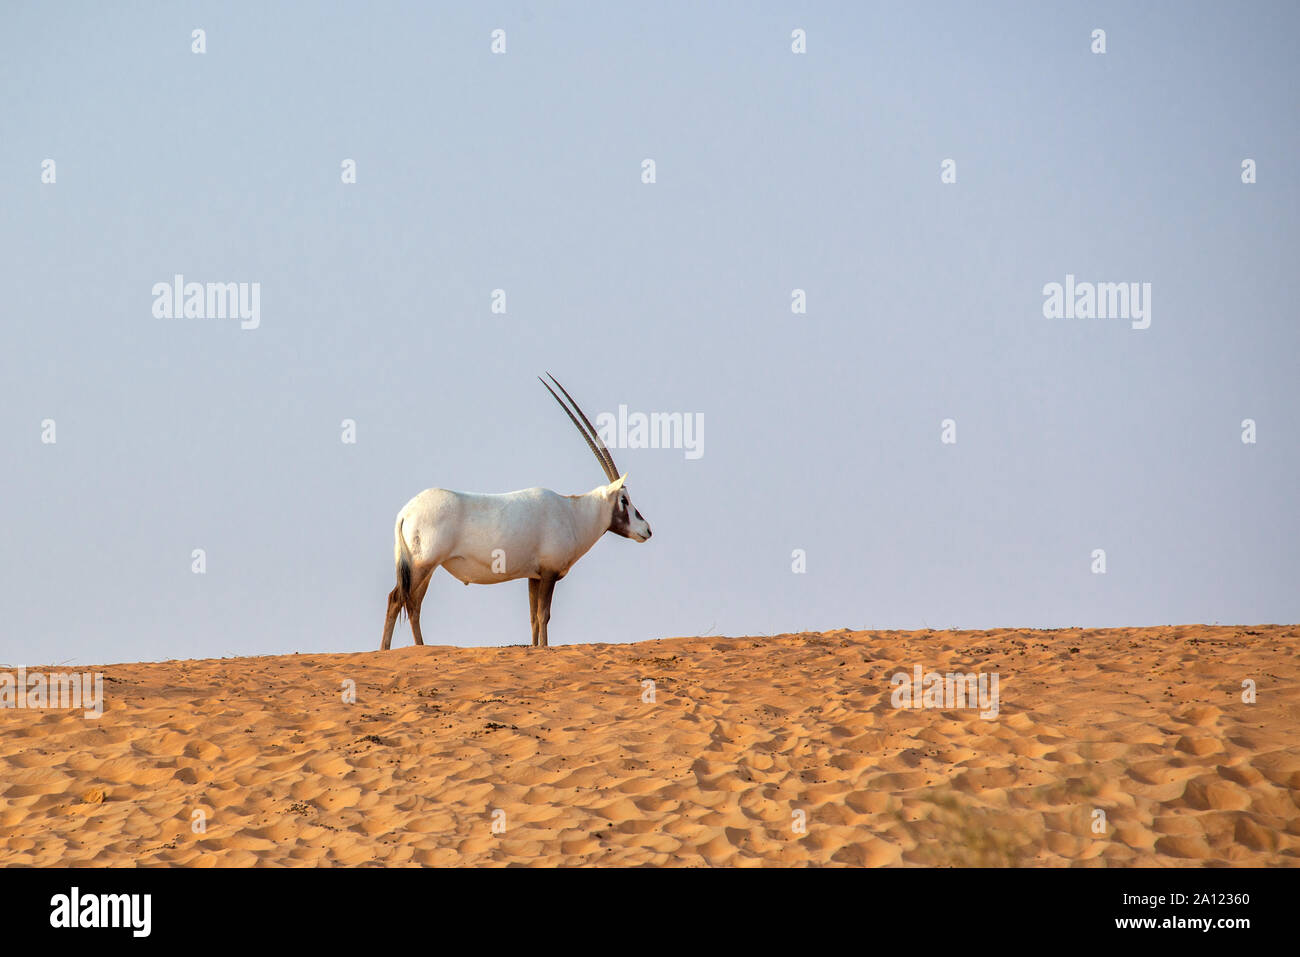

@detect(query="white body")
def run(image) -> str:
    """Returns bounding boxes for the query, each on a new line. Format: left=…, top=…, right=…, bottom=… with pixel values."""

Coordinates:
left=395, top=484, right=623, bottom=585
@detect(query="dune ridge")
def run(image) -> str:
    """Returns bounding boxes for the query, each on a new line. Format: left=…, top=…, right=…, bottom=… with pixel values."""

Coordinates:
left=2, top=624, right=1297, bottom=866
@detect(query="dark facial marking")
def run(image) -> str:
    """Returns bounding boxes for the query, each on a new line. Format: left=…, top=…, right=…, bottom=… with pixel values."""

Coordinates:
left=608, top=492, right=634, bottom=538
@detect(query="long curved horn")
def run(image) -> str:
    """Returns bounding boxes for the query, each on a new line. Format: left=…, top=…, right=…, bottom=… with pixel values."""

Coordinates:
left=545, top=373, right=619, bottom=478
left=539, top=375, right=619, bottom=482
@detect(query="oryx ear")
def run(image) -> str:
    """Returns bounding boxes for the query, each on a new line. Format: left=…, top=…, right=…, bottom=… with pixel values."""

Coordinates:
left=608, top=473, right=628, bottom=491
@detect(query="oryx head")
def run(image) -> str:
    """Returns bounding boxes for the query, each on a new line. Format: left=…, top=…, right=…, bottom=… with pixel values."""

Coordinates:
left=540, top=373, right=653, bottom=543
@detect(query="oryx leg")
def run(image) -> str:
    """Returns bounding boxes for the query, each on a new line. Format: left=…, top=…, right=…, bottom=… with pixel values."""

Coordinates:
left=528, top=578, right=540, bottom=647
left=380, top=587, right=402, bottom=651
left=536, top=572, right=557, bottom=648
left=408, top=567, right=435, bottom=646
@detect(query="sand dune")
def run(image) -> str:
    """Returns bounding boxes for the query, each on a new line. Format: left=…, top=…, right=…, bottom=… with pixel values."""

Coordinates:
left=2, top=625, right=1297, bottom=866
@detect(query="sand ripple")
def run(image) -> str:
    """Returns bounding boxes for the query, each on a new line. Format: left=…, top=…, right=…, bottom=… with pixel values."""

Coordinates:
left=1, top=625, right=1296, bottom=866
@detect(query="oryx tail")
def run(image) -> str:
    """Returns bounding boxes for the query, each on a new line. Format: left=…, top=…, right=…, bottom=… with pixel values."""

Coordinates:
left=394, top=517, right=414, bottom=621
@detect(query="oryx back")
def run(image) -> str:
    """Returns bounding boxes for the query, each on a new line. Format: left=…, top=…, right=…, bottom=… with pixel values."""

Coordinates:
left=398, top=487, right=593, bottom=585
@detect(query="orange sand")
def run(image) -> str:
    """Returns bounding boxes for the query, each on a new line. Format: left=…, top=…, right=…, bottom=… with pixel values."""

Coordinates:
left=2, top=625, right=1297, bottom=866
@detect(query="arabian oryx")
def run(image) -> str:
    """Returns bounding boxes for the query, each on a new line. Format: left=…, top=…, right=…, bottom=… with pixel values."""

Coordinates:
left=379, top=375, right=652, bottom=650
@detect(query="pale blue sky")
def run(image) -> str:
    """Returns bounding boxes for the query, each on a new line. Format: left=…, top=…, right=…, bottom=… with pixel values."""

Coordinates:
left=2, top=2, right=1296, bottom=666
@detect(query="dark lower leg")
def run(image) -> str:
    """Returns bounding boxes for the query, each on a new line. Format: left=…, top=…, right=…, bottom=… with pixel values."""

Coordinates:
left=528, top=578, right=540, bottom=647
left=409, top=570, right=434, bottom=646
left=380, top=588, right=402, bottom=650
left=537, top=574, right=556, bottom=648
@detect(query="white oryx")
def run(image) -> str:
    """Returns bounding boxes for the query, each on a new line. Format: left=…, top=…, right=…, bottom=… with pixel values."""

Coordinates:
left=379, top=374, right=653, bottom=649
